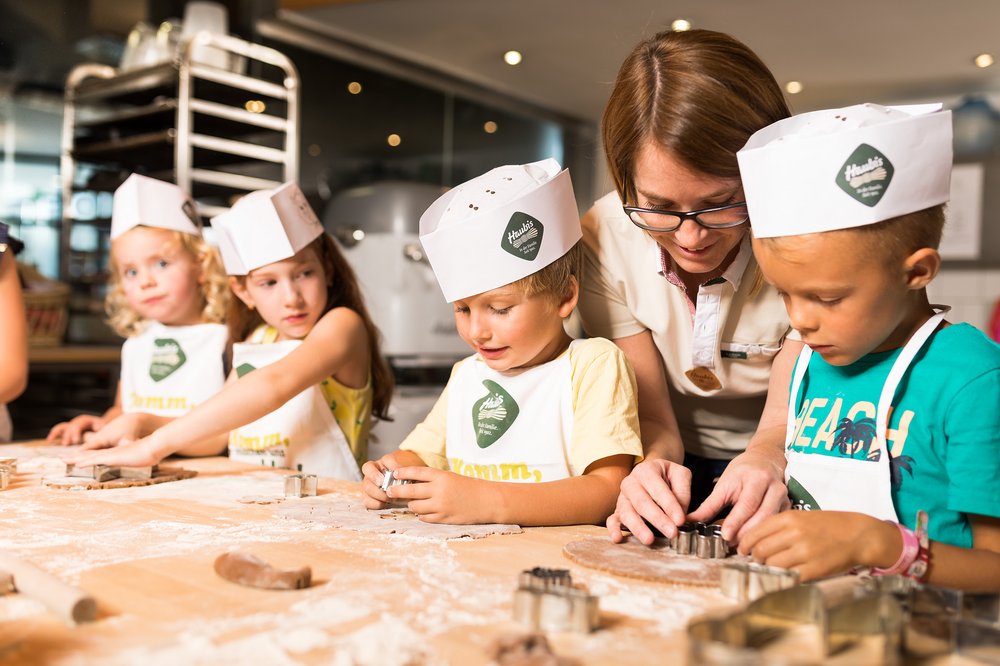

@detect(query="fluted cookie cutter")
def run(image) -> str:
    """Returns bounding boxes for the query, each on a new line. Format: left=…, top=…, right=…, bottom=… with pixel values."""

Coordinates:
left=512, top=567, right=599, bottom=633
left=0, top=466, right=9, bottom=490
left=380, top=468, right=413, bottom=493
left=720, top=561, right=800, bottom=602
left=65, top=463, right=120, bottom=481
left=284, top=473, right=318, bottom=498
left=670, top=521, right=730, bottom=559
left=0, top=457, right=16, bottom=473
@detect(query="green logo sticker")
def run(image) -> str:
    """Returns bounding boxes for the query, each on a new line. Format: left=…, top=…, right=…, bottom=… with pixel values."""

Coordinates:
left=501, top=212, right=544, bottom=261
left=835, top=143, right=894, bottom=207
left=472, top=379, right=520, bottom=448
left=149, top=338, right=186, bottom=382
left=787, top=476, right=821, bottom=511
left=235, top=363, right=256, bottom=378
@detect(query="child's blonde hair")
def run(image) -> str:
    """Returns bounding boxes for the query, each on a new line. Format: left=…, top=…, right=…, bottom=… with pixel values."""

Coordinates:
left=226, top=232, right=395, bottom=422
left=106, top=230, right=229, bottom=337
left=512, top=241, right=583, bottom=300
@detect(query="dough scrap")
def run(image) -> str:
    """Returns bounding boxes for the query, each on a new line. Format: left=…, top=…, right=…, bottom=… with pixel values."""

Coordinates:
left=213, top=551, right=311, bottom=590
left=563, top=536, right=744, bottom=587
left=276, top=497, right=522, bottom=540
left=43, top=467, right=197, bottom=490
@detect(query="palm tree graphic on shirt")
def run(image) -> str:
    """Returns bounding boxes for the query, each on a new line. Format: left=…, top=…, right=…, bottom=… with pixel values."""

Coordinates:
left=834, top=415, right=915, bottom=490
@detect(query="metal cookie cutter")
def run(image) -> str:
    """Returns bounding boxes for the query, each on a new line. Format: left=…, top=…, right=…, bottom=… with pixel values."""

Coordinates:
left=284, top=473, right=318, bottom=498
left=379, top=468, right=413, bottom=493
left=0, top=466, right=9, bottom=490
left=720, top=561, right=800, bottom=602
left=65, top=464, right=120, bottom=482
left=512, top=567, right=599, bottom=633
left=670, top=521, right=730, bottom=559
left=119, top=465, right=157, bottom=480
left=0, top=457, right=16, bottom=474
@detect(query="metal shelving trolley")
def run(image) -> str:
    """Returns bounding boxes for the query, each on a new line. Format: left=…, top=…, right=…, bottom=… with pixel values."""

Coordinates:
left=59, top=32, right=299, bottom=297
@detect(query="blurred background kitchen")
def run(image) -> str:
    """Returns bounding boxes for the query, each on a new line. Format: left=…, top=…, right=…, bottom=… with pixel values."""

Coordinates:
left=2, top=0, right=999, bottom=450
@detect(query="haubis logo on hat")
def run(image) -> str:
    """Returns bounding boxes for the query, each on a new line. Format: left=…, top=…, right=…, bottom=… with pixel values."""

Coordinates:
left=418, top=158, right=581, bottom=302
left=211, top=182, right=324, bottom=276
left=737, top=103, right=953, bottom=238
left=110, top=174, right=201, bottom=240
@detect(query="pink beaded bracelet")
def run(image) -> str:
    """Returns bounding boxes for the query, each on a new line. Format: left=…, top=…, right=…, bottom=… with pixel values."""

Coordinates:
left=871, top=521, right=920, bottom=576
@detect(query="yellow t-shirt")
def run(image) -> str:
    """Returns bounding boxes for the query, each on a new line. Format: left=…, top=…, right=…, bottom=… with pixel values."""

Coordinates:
left=400, top=337, right=643, bottom=476
left=250, top=325, right=373, bottom=468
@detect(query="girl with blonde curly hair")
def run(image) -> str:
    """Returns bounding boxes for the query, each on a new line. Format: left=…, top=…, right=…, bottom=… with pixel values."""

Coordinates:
left=48, top=175, right=230, bottom=446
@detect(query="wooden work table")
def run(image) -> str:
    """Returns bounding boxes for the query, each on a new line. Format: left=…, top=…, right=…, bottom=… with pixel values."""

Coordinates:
left=0, top=442, right=980, bottom=665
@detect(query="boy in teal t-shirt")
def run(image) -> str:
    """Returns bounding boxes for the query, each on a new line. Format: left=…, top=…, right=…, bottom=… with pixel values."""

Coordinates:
left=735, top=103, right=1000, bottom=592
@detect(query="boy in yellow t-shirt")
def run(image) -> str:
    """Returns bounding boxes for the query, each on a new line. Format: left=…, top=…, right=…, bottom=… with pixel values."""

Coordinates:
left=361, top=159, right=643, bottom=526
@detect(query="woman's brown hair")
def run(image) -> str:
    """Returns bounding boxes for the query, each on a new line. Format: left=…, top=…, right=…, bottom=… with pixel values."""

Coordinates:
left=226, top=233, right=394, bottom=421
left=603, top=28, right=792, bottom=204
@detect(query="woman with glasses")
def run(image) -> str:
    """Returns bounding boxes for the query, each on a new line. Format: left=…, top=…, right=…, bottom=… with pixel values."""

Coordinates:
left=578, top=28, right=803, bottom=547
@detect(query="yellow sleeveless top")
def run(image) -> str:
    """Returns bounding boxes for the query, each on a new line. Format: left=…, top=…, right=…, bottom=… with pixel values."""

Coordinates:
left=250, top=325, right=373, bottom=467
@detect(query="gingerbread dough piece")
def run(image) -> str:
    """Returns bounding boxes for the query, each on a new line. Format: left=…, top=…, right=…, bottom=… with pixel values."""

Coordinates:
left=276, top=497, right=523, bottom=540
left=213, top=551, right=311, bottom=590
left=43, top=467, right=197, bottom=490
left=563, top=536, right=744, bottom=587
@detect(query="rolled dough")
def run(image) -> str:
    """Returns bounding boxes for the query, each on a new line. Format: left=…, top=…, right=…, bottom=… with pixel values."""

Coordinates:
left=563, top=536, right=745, bottom=587
left=43, top=467, right=197, bottom=490
left=276, top=497, right=523, bottom=540
left=213, top=551, right=311, bottom=590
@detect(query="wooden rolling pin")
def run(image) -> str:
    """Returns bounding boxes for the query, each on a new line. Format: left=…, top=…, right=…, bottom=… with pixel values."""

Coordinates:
left=0, top=554, right=97, bottom=623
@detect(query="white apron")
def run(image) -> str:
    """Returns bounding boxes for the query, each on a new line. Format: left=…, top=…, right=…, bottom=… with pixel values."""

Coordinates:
left=228, top=339, right=361, bottom=480
left=445, top=341, right=577, bottom=483
left=120, top=322, right=228, bottom=416
left=784, top=309, right=948, bottom=520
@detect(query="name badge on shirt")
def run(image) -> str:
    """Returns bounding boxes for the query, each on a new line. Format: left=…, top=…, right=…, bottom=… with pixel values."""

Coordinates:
left=685, top=366, right=722, bottom=391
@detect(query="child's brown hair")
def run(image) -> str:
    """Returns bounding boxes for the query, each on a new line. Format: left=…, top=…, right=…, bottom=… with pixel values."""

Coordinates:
left=106, top=230, right=229, bottom=338
left=226, top=232, right=394, bottom=421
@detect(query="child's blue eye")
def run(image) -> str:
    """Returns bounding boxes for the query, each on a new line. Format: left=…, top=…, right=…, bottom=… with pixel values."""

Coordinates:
left=156, top=259, right=169, bottom=269
left=123, top=268, right=138, bottom=279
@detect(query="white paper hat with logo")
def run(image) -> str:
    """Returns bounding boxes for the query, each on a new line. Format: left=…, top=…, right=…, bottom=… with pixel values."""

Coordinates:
left=111, top=174, right=201, bottom=240
left=211, top=182, right=324, bottom=275
left=737, top=103, right=952, bottom=238
left=418, top=158, right=581, bottom=302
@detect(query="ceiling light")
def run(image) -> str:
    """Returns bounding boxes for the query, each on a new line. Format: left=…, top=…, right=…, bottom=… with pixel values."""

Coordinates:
left=671, top=19, right=692, bottom=32
left=244, top=100, right=265, bottom=113
left=785, top=81, right=804, bottom=94
left=974, top=53, right=994, bottom=68
left=308, top=144, right=321, bottom=157
left=347, top=81, right=363, bottom=94
left=387, top=133, right=401, bottom=147
left=483, top=121, right=498, bottom=134
left=503, top=50, right=522, bottom=66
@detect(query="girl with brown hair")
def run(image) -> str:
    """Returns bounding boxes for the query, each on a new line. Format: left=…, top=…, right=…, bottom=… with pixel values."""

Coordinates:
left=578, top=28, right=803, bottom=546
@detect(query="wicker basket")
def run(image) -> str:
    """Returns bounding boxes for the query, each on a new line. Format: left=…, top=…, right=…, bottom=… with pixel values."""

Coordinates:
left=18, top=263, right=71, bottom=347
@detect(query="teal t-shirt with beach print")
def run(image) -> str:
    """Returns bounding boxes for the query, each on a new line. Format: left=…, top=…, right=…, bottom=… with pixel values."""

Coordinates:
left=787, top=323, right=1000, bottom=548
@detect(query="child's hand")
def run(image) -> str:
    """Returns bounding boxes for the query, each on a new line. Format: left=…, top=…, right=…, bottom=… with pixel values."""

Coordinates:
left=62, top=436, right=165, bottom=469
left=739, top=510, right=899, bottom=581
left=81, top=414, right=149, bottom=451
left=384, top=467, right=499, bottom=524
left=360, top=458, right=393, bottom=509
left=46, top=415, right=105, bottom=446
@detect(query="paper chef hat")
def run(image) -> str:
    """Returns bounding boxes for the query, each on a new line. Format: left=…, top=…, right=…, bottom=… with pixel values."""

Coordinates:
left=110, top=174, right=201, bottom=240
left=418, top=159, right=581, bottom=302
left=211, top=182, right=324, bottom=275
left=737, top=103, right=952, bottom=238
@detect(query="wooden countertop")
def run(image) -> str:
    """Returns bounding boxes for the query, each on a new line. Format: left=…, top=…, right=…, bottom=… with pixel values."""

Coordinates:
left=28, top=345, right=120, bottom=365
left=0, top=442, right=976, bottom=665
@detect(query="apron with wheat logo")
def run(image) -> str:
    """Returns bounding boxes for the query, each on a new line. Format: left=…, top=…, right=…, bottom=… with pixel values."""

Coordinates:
left=120, top=322, right=228, bottom=417
left=444, top=341, right=578, bottom=483
left=228, top=339, right=361, bottom=480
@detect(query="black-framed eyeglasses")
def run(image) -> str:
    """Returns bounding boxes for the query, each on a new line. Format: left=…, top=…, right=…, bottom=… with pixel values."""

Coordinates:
left=623, top=201, right=749, bottom=232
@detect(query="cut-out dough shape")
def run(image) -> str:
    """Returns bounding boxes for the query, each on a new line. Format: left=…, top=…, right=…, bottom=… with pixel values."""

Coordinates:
left=43, top=467, right=197, bottom=490
left=563, top=536, right=747, bottom=587
left=276, top=497, right=523, bottom=540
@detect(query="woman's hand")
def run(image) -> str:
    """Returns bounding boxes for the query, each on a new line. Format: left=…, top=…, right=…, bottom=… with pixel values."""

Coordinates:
left=77, top=413, right=151, bottom=451
left=739, top=510, right=899, bottom=581
left=61, top=436, right=166, bottom=468
left=385, top=466, right=499, bottom=524
left=687, top=449, right=790, bottom=544
left=47, top=415, right=106, bottom=446
left=606, top=459, right=692, bottom=544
